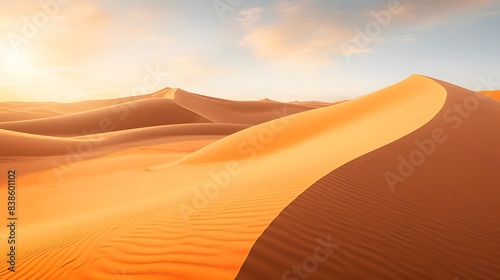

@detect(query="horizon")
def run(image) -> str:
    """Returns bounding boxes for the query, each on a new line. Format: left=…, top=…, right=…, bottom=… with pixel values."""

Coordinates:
left=1, top=2, right=500, bottom=278
left=0, top=73, right=496, bottom=105
left=1, top=0, right=500, bottom=103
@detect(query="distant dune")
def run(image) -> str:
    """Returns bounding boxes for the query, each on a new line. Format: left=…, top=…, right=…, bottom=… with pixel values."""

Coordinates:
left=0, top=98, right=212, bottom=137
left=289, top=100, right=342, bottom=108
left=156, top=87, right=319, bottom=125
left=0, top=106, right=64, bottom=122
left=0, top=75, right=498, bottom=280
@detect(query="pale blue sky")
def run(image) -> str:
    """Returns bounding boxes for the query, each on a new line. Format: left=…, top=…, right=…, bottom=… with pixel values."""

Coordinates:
left=0, top=0, right=499, bottom=102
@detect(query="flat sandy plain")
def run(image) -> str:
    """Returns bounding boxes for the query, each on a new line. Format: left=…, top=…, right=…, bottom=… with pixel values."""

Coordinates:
left=0, top=75, right=499, bottom=279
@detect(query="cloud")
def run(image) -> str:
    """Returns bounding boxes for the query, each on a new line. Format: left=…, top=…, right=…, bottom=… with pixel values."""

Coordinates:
left=36, top=1, right=113, bottom=67
left=239, top=2, right=353, bottom=68
left=387, top=0, right=499, bottom=31
left=238, top=0, right=500, bottom=66
left=238, top=7, right=263, bottom=26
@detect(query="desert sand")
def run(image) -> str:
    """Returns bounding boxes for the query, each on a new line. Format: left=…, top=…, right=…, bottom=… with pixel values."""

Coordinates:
left=0, top=75, right=498, bottom=279
left=479, top=90, right=500, bottom=101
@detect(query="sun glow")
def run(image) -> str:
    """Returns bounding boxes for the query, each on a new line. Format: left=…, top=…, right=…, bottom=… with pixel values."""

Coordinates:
left=3, top=50, right=33, bottom=72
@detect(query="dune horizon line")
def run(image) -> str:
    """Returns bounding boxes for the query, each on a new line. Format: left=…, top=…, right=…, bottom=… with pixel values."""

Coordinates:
left=0, top=74, right=498, bottom=279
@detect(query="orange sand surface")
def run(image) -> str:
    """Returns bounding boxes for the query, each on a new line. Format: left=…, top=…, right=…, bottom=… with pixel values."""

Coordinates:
left=0, top=76, right=498, bottom=279
left=479, top=90, right=500, bottom=101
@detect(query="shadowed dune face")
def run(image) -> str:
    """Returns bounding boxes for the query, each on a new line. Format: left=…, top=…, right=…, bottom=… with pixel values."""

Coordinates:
left=0, top=76, right=449, bottom=280
left=0, top=98, right=212, bottom=137
left=236, top=81, right=500, bottom=280
left=0, top=76, right=497, bottom=280
left=157, top=88, right=318, bottom=125
left=0, top=109, right=63, bottom=122
left=0, top=124, right=249, bottom=157
left=180, top=75, right=447, bottom=165
left=0, top=90, right=320, bottom=158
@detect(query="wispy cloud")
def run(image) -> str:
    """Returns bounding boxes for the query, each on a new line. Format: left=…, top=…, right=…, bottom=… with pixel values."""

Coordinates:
left=239, top=1, right=352, bottom=69
left=238, top=0, right=500, bottom=67
left=238, top=7, right=263, bottom=26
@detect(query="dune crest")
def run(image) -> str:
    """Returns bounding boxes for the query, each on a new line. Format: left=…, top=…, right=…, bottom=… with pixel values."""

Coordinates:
left=181, top=74, right=446, bottom=165
left=236, top=76, right=500, bottom=280
left=1, top=75, right=498, bottom=280
left=156, top=88, right=319, bottom=125
left=479, top=90, right=500, bottom=100
left=0, top=98, right=212, bottom=137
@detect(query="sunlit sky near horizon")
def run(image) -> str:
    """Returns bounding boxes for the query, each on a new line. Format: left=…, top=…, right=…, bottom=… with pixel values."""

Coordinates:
left=0, top=0, right=499, bottom=102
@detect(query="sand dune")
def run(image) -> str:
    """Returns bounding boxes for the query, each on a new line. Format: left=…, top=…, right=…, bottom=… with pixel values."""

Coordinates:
left=0, top=92, right=175, bottom=123
left=0, top=75, right=498, bottom=280
left=237, top=79, right=500, bottom=280
left=0, top=98, right=211, bottom=137
left=0, top=101, right=55, bottom=111
left=157, top=88, right=318, bottom=125
left=259, top=98, right=277, bottom=102
left=180, top=75, right=446, bottom=164
left=0, top=129, right=93, bottom=156
left=479, top=90, right=500, bottom=100
left=0, top=123, right=247, bottom=157
left=0, top=93, right=155, bottom=116
left=0, top=110, right=62, bottom=122
left=288, top=100, right=340, bottom=108
left=0, top=89, right=317, bottom=137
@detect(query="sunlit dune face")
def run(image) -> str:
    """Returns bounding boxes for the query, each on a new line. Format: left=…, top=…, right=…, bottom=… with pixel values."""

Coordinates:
left=3, top=49, right=33, bottom=72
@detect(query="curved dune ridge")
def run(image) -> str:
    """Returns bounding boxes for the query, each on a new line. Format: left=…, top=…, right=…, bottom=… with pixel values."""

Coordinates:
left=0, top=124, right=248, bottom=157
left=180, top=74, right=446, bottom=164
left=479, top=90, right=500, bottom=101
left=0, top=93, right=158, bottom=121
left=0, top=98, right=212, bottom=137
left=0, top=75, right=497, bottom=280
left=236, top=80, right=500, bottom=279
left=0, top=89, right=320, bottom=157
left=0, top=109, right=63, bottom=122
left=156, top=87, right=318, bottom=125
left=289, top=100, right=343, bottom=108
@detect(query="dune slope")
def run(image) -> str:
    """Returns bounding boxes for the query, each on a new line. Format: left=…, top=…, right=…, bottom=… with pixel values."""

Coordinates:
left=181, top=75, right=446, bottom=165
left=236, top=79, right=500, bottom=279
left=0, top=75, right=449, bottom=279
left=0, top=98, right=211, bottom=137
left=0, top=123, right=248, bottom=157
left=157, top=88, right=317, bottom=125
left=479, top=90, right=500, bottom=101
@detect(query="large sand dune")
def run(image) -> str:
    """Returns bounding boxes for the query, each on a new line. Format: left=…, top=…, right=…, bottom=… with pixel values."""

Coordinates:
left=0, top=75, right=498, bottom=280
left=236, top=79, right=500, bottom=280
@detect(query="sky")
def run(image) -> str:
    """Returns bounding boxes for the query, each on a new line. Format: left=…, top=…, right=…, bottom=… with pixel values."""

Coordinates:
left=0, top=0, right=499, bottom=102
